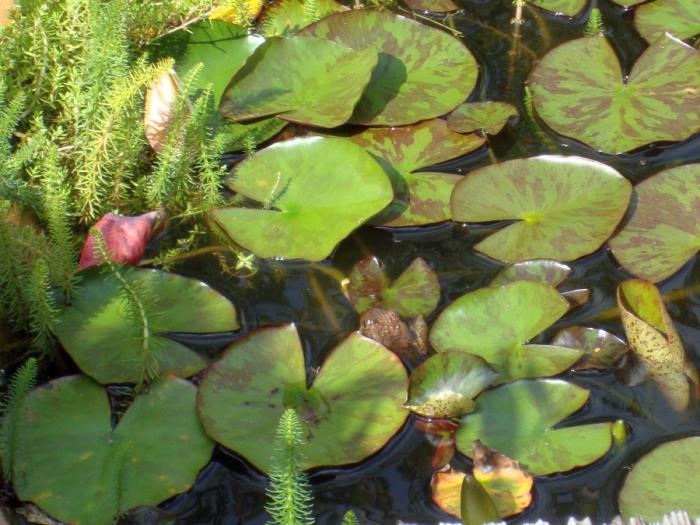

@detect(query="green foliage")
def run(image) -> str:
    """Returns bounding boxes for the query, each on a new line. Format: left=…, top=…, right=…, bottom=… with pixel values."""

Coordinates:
left=341, top=511, right=360, bottom=525
left=584, top=8, right=605, bottom=36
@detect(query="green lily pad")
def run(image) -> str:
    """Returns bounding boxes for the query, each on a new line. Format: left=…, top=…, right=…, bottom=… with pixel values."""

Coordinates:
left=636, top=0, right=700, bottom=42
left=457, top=379, right=613, bottom=475
left=405, top=352, right=499, bottom=418
left=13, top=375, right=213, bottom=525
left=429, top=281, right=582, bottom=382
left=211, top=137, right=393, bottom=261
left=348, top=256, right=440, bottom=318
left=609, top=164, right=700, bottom=283
left=301, top=10, right=478, bottom=125
left=197, top=324, right=409, bottom=472
left=550, top=327, right=629, bottom=370
left=402, top=0, right=458, bottom=12
left=527, top=0, right=586, bottom=16
left=618, top=436, right=700, bottom=521
left=530, top=34, right=700, bottom=153
left=219, top=36, right=378, bottom=127
left=447, top=101, right=518, bottom=135
left=53, top=267, right=238, bottom=384
left=218, top=117, right=288, bottom=153
left=451, top=156, right=631, bottom=262
left=490, top=260, right=571, bottom=288
left=260, top=0, right=346, bottom=36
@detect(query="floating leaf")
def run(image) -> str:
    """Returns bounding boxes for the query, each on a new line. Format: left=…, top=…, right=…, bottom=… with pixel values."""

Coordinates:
left=447, top=101, right=518, bottom=135
left=415, top=418, right=458, bottom=468
left=220, top=36, right=377, bottom=127
left=635, top=0, right=700, bottom=42
left=212, top=137, right=392, bottom=261
left=218, top=117, right=288, bottom=152
left=302, top=9, right=478, bottom=125
left=457, top=379, right=613, bottom=475
left=551, top=327, right=628, bottom=370
left=260, top=0, right=345, bottom=36
left=359, top=308, right=427, bottom=364
left=616, top=279, right=699, bottom=410
left=526, top=0, right=586, bottom=16
left=618, top=436, right=700, bottom=521
left=402, top=0, right=458, bottom=12
left=54, top=267, right=238, bottom=384
left=429, top=281, right=581, bottom=382
left=197, top=324, right=408, bottom=472
left=490, top=259, right=571, bottom=288
left=431, top=469, right=500, bottom=522
left=144, top=69, right=182, bottom=152
left=561, top=288, right=591, bottom=309
left=348, top=256, right=440, bottom=317
left=451, top=155, right=631, bottom=262
left=405, top=352, right=499, bottom=418
left=530, top=35, right=700, bottom=153
left=13, top=375, right=214, bottom=525
left=609, top=164, right=700, bottom=283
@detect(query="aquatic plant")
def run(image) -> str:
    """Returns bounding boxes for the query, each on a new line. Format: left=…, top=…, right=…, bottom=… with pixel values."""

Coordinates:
left=447, top=101, right=519, bottom=135
left=635, top=0, right=700, bottom=42
left=0, top=357, right=37, bottom=479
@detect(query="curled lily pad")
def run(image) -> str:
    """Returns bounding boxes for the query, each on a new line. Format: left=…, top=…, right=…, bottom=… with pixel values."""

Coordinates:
left=636, top=0, right=700, bottom=42
left=13, top=375, right=213, bottom=525
left=530, top=35, right=700, bottom=153
left=617, top=279, right=699, bottom=410
left=197, top=324, right=408, bottom=472
left=429, top=281, right=581, bottom=382
left=609, top=164, right=700, bottom=283
left=212, top=137, right=393, bottom=261
left=260, top=0, right=345, bottom=36
left=451, top=156, right=631, bottom=262
left=53, top=267, right=238, bottom=384
left=490, top=259, right=571, bottom=288
left=219, top=36, right=377, bottom=127
left=302, top=9, right=478, bottom=125
left=346, top=119, right=484, bottom=226
left=447, top=102, right=518, bottom=135
left=551, top=327, right=628, bottom=371
left=618, top=436, right=700, bottom=521
left=405, top=352, right=499, bottom=418
left=348, top=256, right=440, bottom=317
left=457, top=379, right=613, bottom=475
left=403, top=0, right=458, bottom=12
left=527, top=0, right=586, bottom=16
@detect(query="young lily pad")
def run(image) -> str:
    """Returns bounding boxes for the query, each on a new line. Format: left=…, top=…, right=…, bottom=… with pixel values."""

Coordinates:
left=618, top=436, right=700, bottom=521
left=527, top=0, right=586, bottom=16
left=617, top=279, right=699, bottom=410
left=347, top=256, right=440, bottom=317
left=211, top=137, right=393, bottom=261
left=551, top=327, right=629, bottom=371
left=609, top=164, right=700, bottom=283
left=457, top=379, right=613, bottom=475
left=451, top=156, right=631, bottom=262
left=13, top=375, right=214, bottom=525
left=530, top=35, right=700, bottom=153
left=402, top=0, right=458, bottom=13
left=405, top=352, right=499, bottom=418
left=197, top=324, right=409, bottom=472
left=636, top=0, right=700, bottom=42
left=53, top=267, right=238, bottom=384
left=260, top=0, right=346, bottom=36
left=219, top=36, right=378, bottom=128
left=447, top=102, right=518, bottom=135
left=429, top=281, right=582, bottom=382
left=346, top=119, right=484, bottom=226
left=490, top=259, right=571, bottom=288
left=301, top=10, right=478, bottom=125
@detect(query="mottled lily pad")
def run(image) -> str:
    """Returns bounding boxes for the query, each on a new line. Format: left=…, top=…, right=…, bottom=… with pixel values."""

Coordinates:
left=212, top=137, right=393, bottom=261
left=429, top=281, right=582, bottom=382
left=447, top=102, right=518, bottom=135
left=530, top=35, right=700, bottom=153
left=527, top=0, right=587, bottom=16
left=197, top=324, right=408, bottom=472
left=53, top=267, right=238, bottom=384
left=219, top=36, right=378, bottom=127
left=347, top=256, right=440, bottom=317
left=490, top=259, right=571, bottom=288
left=405, top=352, right=499, bottom=418
left=618, top=436, right=700, bottom=521
left=636, top=0, right=700, bottom=42
left=403, top=0, right=458, bottom=12
left=451, top=156, right=631, bottom=262
left=13, top=375, right=213, bottom=525
left=609, top=164, right=700, bottom=283
left=551, top=327, right=628, bottom=371
left=302, top=10, right=478, bottom=125
left=346, top=119, right=484, bottom=226
left=457, top=379, right=613, bottom=475
left=260, top=0, right=346, bottom=36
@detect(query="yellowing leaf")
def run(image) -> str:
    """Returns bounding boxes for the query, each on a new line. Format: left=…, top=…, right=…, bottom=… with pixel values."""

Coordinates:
left=0, top=0, right=14, bottom=26
left=210, top=0, right=263, bottom=24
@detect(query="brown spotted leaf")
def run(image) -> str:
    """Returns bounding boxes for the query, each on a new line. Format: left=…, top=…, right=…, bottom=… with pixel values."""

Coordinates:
left=551, top=327, right=628, bottom=370
left=447, top=101, right=518, bottom=135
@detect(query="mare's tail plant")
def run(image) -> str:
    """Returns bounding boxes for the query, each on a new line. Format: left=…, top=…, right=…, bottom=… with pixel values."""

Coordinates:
left=584, top=7, right=605, bottom=36
left=342, top=511, right=360, bottom=525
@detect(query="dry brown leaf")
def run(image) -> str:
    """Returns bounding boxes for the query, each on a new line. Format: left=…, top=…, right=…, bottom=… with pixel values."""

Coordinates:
left=144, top=68, right=182, bottom=152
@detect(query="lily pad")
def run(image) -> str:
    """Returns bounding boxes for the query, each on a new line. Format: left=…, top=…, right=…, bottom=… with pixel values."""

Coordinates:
left=347, top=256, right=440, bottom=317
left=53, top=267, right=238, bottom=384
left=451, top=155, right=631, bottom=262
left=447, top=102, right=518, bottom=135
left=490, top=259, right=571, bottom=288
left=197, top=324, right=408, bottom=472
left=219, top=36, right=378, bottom=127
left=405, top=352, right=499, bottom=418
left=301, top=9, right=478, bottom=125
left=402, top=0, right=458, bottom=12
left=212, top=137, right=393, bottom=261
left=527, top=0, right=587, bottom=16
left=636, top=0, right=700, bottom=42
left=457, top=379, right=613, bottom=475
left=260, top=0, right=346, bottom=36
left=618, top=436, right=700, bottom=521
left=609, top=164, right=700, bottom=283
left=429, top=281, right=582, bottom=382
left=13, top=375, right=213, bottom=525
left=530, top=34, right=700, bottom=153
left=218, top=117, right=288, bottom=153
left=551, top=327, right=629, bottom=371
